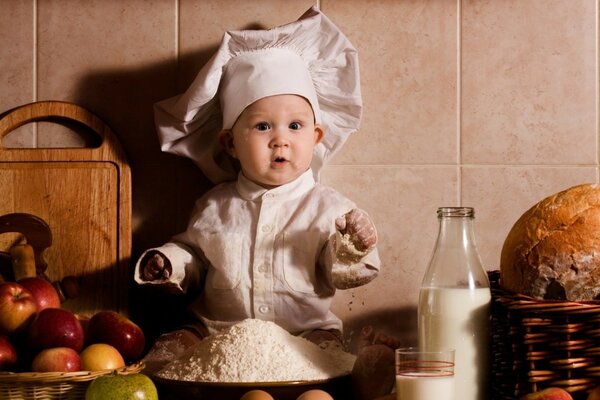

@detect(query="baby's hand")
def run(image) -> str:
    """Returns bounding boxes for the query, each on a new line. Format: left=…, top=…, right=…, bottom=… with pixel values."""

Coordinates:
left=336, top=208, right=378, bottom=252
left=141, top=251, right=172, bottom=281
left=334, top=209, right=377, bottom=265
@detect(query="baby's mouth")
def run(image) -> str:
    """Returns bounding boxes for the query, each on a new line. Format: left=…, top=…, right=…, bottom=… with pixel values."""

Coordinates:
left=271, top=156, right=289, bottom=167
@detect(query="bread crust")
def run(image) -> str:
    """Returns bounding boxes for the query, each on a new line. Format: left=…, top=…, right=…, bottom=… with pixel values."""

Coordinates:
left=500, top=183, right=600, bottom=300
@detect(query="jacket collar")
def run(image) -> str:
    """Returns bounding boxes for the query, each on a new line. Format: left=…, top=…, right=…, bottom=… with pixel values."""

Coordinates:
left=236, top=169, right=316, bottom=202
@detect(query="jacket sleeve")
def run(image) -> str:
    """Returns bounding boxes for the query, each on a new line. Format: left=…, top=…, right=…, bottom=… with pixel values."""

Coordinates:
left=134, top=241, right=204, bottom=294
left=322, top=231, right=381, bottom=290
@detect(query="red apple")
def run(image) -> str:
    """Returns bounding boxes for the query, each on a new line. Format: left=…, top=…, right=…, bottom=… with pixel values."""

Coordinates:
left=87, top=311, right=145, bottom=361
left=17, top=277, right=61, bottom=311
left=0, top=282, right=37, bottom=335
left=27, top=308, right=84, bottom=353
left=520, top=387, right=573, bottom=400
left=31, top=347, right=81, bottom=372
left=77, top=314, right=90, bottom=338
left=0, top=335, right=17, bottom=371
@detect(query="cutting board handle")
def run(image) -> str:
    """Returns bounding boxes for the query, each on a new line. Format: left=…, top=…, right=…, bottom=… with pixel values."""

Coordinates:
left=0, top=100, right=106, bottom=137
left=0, top=101, right=128, bottom=163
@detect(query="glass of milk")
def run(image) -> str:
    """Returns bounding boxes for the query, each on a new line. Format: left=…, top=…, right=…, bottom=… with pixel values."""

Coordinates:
left=395, top=347, right=455, bottom=400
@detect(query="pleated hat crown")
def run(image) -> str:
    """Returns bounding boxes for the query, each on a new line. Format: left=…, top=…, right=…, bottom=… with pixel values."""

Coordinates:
left=153, top=6, right=362, bottom=183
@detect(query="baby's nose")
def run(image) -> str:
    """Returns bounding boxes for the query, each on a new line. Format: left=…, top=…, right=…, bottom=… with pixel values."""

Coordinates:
left=270, top=133, right=290, bottom=147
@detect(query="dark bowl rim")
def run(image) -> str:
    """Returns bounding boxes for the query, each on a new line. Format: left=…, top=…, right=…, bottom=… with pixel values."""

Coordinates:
left=152, top=374, right=349, bottom=388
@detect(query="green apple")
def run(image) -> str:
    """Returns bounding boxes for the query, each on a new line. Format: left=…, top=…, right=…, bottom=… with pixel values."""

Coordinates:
left=85, top=373, right=158, bottom=400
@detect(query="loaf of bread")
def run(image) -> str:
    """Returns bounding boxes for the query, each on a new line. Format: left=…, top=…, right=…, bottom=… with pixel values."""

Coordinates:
left=500, top=183, right=600, bottom=301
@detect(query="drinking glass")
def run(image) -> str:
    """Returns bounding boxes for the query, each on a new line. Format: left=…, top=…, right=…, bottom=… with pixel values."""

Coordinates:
left=395, top=347, right=455, bottom=400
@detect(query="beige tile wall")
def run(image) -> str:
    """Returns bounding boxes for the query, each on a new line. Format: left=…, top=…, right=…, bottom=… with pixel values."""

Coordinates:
left=1, top=0, right=598, bottom=345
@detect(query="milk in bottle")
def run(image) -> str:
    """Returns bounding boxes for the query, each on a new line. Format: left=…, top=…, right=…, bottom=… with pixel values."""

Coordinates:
left=418, top=207, right=491, bottom=400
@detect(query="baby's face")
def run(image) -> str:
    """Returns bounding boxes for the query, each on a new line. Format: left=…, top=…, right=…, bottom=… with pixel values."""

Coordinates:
left=224, top=94, right=323, bottom=188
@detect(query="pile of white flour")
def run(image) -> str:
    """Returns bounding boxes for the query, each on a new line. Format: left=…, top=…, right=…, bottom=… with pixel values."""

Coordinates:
left=156, top=319, right=356, bottom=382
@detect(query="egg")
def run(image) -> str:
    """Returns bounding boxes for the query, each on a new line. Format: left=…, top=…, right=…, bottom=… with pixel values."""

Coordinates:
left=240, top=389, right=274, bottom=400
left=296, top=389, right=334, bottom=400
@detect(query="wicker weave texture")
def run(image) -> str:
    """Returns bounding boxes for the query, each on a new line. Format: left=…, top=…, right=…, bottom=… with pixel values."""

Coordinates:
left=490, top=271, right=600, bottom=400
left=0, top=362, right=144, bottom=400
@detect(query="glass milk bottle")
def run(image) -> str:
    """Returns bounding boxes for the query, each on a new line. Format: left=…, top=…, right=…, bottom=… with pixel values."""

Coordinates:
left=418, top=207, right=491, bottom=400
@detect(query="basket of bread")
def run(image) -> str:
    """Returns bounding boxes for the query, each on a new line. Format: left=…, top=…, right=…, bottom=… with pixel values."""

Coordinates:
left=491, top=183, right=600, bottom=400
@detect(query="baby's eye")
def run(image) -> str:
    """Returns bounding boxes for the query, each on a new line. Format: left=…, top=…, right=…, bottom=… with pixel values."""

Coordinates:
left=289, top=122, right=302, bottom=130
left=255, top=122, right=270, bottom=131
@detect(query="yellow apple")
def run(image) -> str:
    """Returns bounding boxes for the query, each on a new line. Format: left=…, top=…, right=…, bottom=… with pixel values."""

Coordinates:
left=80, top=343, right=125, bottom=371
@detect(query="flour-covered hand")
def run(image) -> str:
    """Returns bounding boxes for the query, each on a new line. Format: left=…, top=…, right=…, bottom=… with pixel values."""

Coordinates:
left=335, top=208, right=377, bottom=252
left=141, top=251, right=172, bottom=281
left=334, top=209, right=377, bottom=266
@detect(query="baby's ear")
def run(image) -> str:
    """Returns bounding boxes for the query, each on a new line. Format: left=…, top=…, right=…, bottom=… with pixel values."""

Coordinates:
left=218, top=129, right=236, bottom=157
left=314, top=124, right=325, bottom=144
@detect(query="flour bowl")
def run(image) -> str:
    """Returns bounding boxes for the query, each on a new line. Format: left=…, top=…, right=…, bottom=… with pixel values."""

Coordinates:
left=153, top=374, right=353, bottom=400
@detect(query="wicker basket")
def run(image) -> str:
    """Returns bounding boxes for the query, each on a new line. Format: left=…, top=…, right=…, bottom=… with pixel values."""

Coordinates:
left=0, top=362, right=144, bottom=400
left=489, top=270, right=600, bottom=400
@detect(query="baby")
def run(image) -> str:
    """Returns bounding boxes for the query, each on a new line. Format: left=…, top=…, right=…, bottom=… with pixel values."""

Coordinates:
left=136, top=6, right=394, bottom=399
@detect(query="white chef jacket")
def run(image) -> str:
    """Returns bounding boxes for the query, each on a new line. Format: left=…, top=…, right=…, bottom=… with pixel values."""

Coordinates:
left=134, top=169, right=380, bottom=335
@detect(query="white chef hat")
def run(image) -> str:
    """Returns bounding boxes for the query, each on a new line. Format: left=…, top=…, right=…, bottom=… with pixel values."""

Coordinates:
left=154, top=6, right=362, bottom=184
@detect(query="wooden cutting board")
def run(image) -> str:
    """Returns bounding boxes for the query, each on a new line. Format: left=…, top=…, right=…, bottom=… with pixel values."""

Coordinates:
left=0, top=101, right=131, bottom=316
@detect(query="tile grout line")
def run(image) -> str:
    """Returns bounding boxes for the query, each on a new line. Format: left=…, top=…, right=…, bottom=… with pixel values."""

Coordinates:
left=457, top=0, right=462, bottom=206
left=176, top=0, right=180, bottom=76
left=326, top=164, right=598, bottom=169
left=33, top=0, right=38, bottom=147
